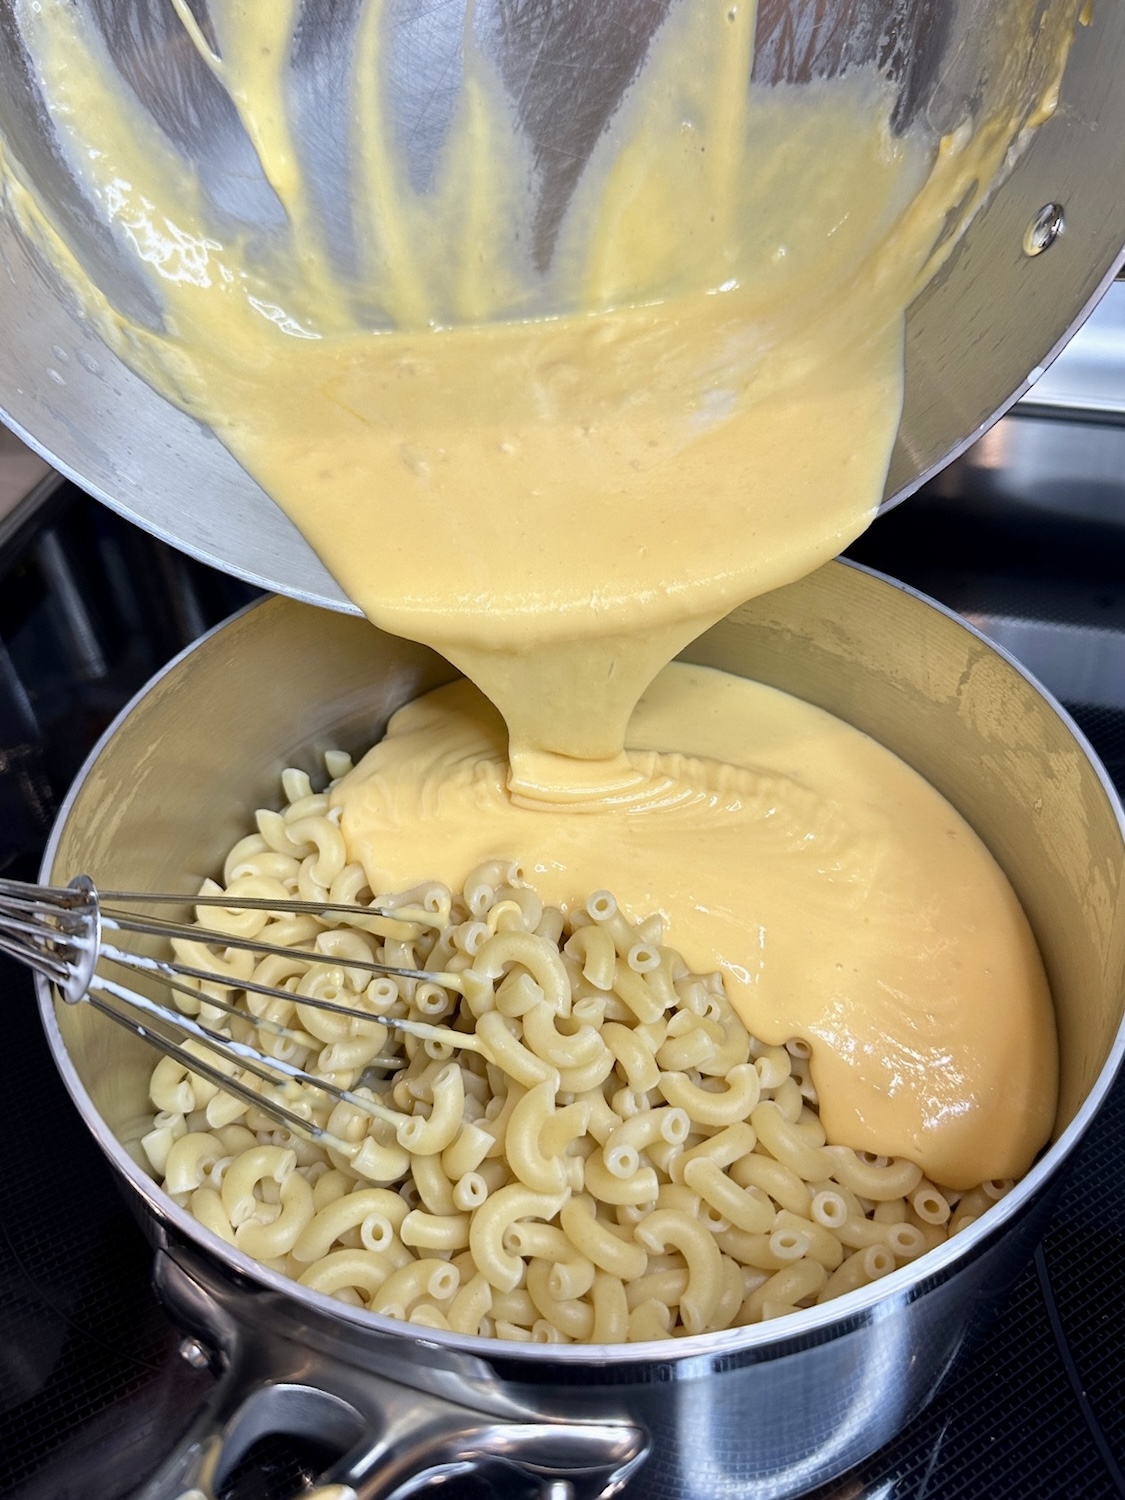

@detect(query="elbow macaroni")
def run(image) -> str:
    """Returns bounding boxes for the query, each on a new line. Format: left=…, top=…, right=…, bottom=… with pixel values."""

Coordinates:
left=141, top=757, right=1013, bottom=1342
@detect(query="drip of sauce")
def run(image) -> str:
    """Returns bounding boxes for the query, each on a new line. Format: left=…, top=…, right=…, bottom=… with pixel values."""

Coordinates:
left=1, top=0, right=1078, bottom=1182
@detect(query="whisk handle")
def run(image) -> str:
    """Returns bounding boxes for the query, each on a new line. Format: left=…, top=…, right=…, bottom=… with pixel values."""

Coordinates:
left=60, top=874, right=100, bottom=1003
left=0, top=873, right=100, bottom=1004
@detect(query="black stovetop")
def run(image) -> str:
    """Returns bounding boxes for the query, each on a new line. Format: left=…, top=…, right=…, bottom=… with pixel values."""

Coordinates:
left=2, top=451, right=1124, bottom=1500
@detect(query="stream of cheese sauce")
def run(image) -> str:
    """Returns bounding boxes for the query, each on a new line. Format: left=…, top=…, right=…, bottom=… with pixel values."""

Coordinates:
left=2, top=0, right=1078, bottom=1183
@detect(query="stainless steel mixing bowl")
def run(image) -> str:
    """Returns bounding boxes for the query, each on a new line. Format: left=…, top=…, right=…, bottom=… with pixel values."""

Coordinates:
left=36, top=562, right=1125, bottom=1499
left=1, top=0, right=1124, bottom=608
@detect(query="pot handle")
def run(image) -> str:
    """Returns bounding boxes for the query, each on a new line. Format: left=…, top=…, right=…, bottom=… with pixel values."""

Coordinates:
left=136, top=1369, right=646, bottom=1500
left=135, top=1251, right=648, bottom=1500
left=301, top=1405, right=648, bottom=1500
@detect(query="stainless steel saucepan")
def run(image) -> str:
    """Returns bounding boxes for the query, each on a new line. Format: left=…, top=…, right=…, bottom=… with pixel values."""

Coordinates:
left=36, top=561, right=1125, bottom=1500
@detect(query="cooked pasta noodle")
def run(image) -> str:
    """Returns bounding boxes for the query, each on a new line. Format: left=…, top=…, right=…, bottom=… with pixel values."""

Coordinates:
left=141, top=757, right=1022, bottom=1342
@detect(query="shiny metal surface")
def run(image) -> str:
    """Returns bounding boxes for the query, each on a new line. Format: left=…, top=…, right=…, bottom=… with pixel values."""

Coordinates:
left=141, top=1251, right=648, bottom=1500
left=33, top=564, right=1125, bottom=1498
left=937, top=412, right=1125, bottom=531
left=1020, top=279, right=1125, bottom=416
left=923, top=274, right=1125, bottom=524
left=1, top=2, right=1124, bottom=608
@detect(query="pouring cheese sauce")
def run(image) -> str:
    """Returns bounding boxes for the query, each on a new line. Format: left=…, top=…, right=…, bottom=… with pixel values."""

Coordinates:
left=2, top=0, right=1079, bottom=1184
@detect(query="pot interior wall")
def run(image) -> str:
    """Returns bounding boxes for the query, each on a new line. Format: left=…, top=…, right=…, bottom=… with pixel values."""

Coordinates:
left=44, top=564, right=1125, bottom=1153
left=47, top=595, right=457, bottom=1139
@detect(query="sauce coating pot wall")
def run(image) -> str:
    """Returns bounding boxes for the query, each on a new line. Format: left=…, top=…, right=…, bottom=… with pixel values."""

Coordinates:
left=35, top=562, right=1125, bottom=1500
left=2, top=1, right=1125, bottom=610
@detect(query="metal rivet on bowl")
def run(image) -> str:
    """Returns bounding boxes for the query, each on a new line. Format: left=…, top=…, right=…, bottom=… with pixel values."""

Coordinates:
left=178, top=1337, right=211, bottom=1369
left=1024, top=203, right=1065, bottom=256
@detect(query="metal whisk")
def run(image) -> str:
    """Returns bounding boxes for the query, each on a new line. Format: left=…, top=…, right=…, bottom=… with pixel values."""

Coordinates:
left=0, top=875, right=484, bottom=1149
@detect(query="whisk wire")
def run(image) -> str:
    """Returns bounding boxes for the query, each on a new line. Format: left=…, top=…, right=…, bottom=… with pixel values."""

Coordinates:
left=90, top=971, right=406, bottom=1132
left=100, top=908, right=441, bottom=986
left=2, top=875, right=489, bottom=1154
left=96, top=943, right=354, bottom=1057
left=0, top=924, right=70, bottom=979
left=84, top=991, right=353, bottom=1151
left=97, top=938, right=481, bottom=1054
left=98, top=888, right=442, bottom=921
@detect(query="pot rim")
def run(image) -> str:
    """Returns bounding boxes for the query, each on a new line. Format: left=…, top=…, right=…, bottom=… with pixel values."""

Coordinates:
left=34, top=561, right=1125, bottom=1368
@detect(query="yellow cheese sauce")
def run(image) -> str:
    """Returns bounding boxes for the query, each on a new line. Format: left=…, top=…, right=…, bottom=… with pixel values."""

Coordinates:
left=335, top=664, right=1055, bottom=1188
left=1, top=0, right=1078, bottom=1184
